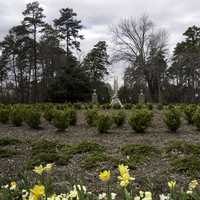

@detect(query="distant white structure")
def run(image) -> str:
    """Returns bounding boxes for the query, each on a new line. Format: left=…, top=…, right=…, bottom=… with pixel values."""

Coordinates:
left=111, top=76, right=123, bottom=107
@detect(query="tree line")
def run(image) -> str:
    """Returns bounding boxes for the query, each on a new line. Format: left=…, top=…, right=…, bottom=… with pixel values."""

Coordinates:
left=0, top=2, right=199, bottom=104
left=0, top=1, right=111, bottom=103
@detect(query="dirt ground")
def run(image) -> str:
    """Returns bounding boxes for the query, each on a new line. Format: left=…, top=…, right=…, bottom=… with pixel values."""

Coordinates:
left=0, top=109, right=200, bottom=196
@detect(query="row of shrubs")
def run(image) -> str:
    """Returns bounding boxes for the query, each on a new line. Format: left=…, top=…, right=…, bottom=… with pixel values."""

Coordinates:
left=86, top=104, right=200, bottom=133
left=0, top=104, right=200, bottom=133
left=0, top=106, right=77, bottom=131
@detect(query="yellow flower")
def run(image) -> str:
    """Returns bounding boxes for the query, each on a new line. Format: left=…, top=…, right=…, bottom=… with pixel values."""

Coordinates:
left=145, top=191, right=152, bottom=200
left=118, top=164, right=129, bottom=176
left=33, top=165, right=45, bottom=175
left=29, top=185, right=45, bottom=200
left=44, top=163, right=54, bottom=173
left=168, top=180, right=176, bottom=190
left=99, top=170, right=111, bottom=182
left=189, top=180, right=198, bottom=190
left=10, top=181, right=17, bottom=190
left=118, top=164, right=135, bottom=187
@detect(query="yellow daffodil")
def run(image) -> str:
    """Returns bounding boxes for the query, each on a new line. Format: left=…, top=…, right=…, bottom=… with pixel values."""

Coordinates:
left=44, top=163, right=54, bottom=173
left=33, top=165, right=45, bottom=175
left=168, top=180, right=176, bottom=190
left=144, top=191, right=152, bottom=200
left=189, top=180, right=198, bottom=190
left=99, top=170, right=111, bottom=182
left=118, top=164, right=129, bottom=176
left=29, top=185, right=45, bottom=200
left=117, top=164, right=135, bottom=187
left=10, top=181, right=17, bottom=190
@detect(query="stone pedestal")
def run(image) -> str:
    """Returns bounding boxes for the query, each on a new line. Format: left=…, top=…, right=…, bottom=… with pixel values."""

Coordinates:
left=92, top=89, right=98, bottom=104
left=138, top=89, right=145, bottom=104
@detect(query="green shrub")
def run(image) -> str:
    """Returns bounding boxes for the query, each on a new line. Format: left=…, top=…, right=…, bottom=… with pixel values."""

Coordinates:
left=43, top=108, right=55, bottom=122
left=164, top=107, right=181, bottom=132
left=96, top=114, right=112, bottom=133
left=67, top=108, right=77, bottom=126
left=146, top=103, right=153, bottom=110
left=53, top=110, right=69, bottom=131
left=124, top=103, right=133, bottom=110
left=157, top=104, right=163, bottom=110
left=184, top=104, right=197, bottom=124
left=73, top=103, right=82, bottom=110
left=10, top=107, right=23, bottom=126
left=0, top=109, right=10, bottom=124
left=112, top=103, right=121, bottom=109
left=193, top=108, right=200, bottom=130
left=128, top=109, right=152, bottom=133
left=25, top=109, right=41, bottom=129
left=101, top=104, right=111, bottom=110
left=112, top=111, right=126, bottom=127
left=85, top=109, right=99, bottom=127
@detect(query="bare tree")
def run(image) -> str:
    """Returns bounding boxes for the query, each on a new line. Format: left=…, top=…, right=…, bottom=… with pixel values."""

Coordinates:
left=111, top=15, right=153, bottom=64
left=111, top=15, right=168, bottom=102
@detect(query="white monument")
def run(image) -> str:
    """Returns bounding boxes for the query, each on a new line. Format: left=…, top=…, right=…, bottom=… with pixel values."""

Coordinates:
left=111, top=77, right=123, bottom=107
left=92, top=89, right=98, bottom=104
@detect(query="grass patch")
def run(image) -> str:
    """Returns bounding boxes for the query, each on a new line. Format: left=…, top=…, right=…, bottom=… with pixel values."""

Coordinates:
left=28, top=140, right=105, bottom=169
left=0, top=137, right=21, bottom=146
left=121, top=144, right=160, bottom=169
left=164, top=141, right=200, bottom=156
left=0, top=148, right=17, bottom=158
left=165, top=141, right=200, bottom=176
left=171, top=155, right=200, bottom=177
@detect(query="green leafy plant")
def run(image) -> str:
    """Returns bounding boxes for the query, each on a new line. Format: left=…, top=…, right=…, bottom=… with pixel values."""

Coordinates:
left=164, top=107, right=181, bottom=132
left=112, top=103, right=121, bottom=109
left=52, top=110, right=69, bottom=131
left=112, top=111, right=126, bottom=127
left=25, top=109, right=41, bottom=129
left=85, top=109, right=99, bottom=127
left=67, top=108, right=77, bottom=126
left=193, top=108, right=200, bottom=130
left=0, top=108, right=10, bottom=124
left=184, top=104, right=197, bottom=124
left=10, top=107, right=23, bottom=126
left=43, top=108, right=55, bottom=122
left=96, top=114, right=112, bottom=133
left=128, top=109, right=152, bottom=133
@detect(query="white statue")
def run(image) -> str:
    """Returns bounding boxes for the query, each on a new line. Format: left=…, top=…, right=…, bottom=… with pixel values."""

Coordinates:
left=111, top=76, right=123, bottom=107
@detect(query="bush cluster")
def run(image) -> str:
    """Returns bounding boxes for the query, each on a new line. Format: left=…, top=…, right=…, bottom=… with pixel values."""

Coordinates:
left=112, top=111, right=126, bottom=127
left=96, top=114, right=112, bottom=133
left=85, top=109, right=99, bottom=127
left=25, top=109, right=41, bottom=129
left=164, top=107, right=181, bottom=132
left=10, top=107, right=24, bottom=126
left=128, top=108, right=152, bottom=133
left=52, top=110, right=69, bottom=131
left=184, top=104, right=197, bottom=124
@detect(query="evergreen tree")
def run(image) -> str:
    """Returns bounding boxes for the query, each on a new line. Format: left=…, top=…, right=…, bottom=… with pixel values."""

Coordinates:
left=54, top=8, right=83, bottom=56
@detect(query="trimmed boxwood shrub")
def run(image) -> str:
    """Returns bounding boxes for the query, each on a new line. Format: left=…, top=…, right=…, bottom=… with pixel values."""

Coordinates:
left=25, top=109, right=41, bottom=129
left=53, top=110, right=69, bottom=131
left=128, top=109, right=152, bottom=133
left=124, top=103, right=133, bottom=110
left=193, top=108, right=200, bottom=130
left=184, top=104, right=197, bottom=124
left=96, top=114, right=112, bottom=133
left=67, top=108, right=77, bottom=126
left=10, top=107, right=23, bottom=126
left=112, top=111, right=126, bottom=127
left=112, top=103, right=121, bottom=110
left=0, top=108, right=10, bottom=124
left=85, top=109, right=99, bottom=127
left=164, top=107, right=181, bottom=132
left=43, top=108, right=55, bottom=122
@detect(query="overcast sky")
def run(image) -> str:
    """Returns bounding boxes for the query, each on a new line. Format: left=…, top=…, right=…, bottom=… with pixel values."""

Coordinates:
left=0, top=0, right=200, bottom=85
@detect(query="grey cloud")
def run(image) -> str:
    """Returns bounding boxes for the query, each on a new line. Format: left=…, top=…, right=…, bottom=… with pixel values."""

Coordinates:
left=1, top=0, right=200, bottom=84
